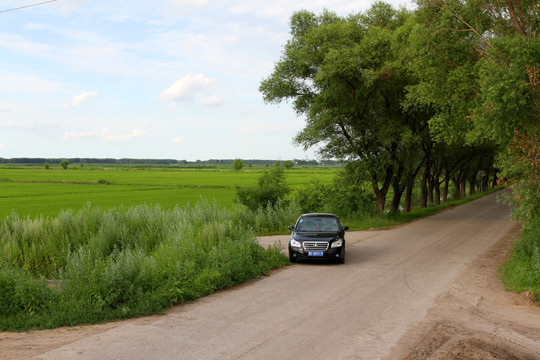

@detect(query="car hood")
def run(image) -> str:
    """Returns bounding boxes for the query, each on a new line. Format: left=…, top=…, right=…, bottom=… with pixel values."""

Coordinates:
left=291, top=232, right=340, bottom=241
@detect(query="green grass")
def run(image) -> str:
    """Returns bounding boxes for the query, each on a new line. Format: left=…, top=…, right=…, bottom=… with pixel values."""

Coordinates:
left=501, top=213, right=540, bottom=302
left=0, top=166, right=337, bottom=219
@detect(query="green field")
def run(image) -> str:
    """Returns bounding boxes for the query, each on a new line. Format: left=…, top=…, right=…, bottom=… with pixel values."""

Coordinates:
left=0, top=165, right=338, bottom=218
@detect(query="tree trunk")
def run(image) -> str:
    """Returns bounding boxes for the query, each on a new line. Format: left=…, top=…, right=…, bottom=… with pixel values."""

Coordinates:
left=390, top=165, right=404, bottom=213
left=492, top=172, right=498, bottom=187
left=421, top=161, right=430, bottom=208
left=443, top=177, right=449, bottom=202
left=469, top=178, right=475, bottom=196
left=428, top=175, right=434, bottom=205
left=452, top=176, right=460, bottom=200
left=372, top=166, right=393, bottom=215
left=460, top=173, right=467, bottom=198
left=404, top=176, right=415, bottom=213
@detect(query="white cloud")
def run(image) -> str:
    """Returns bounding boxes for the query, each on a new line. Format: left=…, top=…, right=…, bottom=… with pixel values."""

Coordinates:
left=0, top=144, right=5, bottom=149
left=62, top=91, right=99, bottom=109
left=158, top=73, right=222, bottom=106
left=62, top=128, right=147, bottom=142
left=171, top=136, right=184, bottom=143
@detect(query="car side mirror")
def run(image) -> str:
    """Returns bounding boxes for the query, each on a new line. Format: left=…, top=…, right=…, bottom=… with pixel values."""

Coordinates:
left=342, top=226, right=349, bottom=231
left=288, top=225, right=295, bottom=231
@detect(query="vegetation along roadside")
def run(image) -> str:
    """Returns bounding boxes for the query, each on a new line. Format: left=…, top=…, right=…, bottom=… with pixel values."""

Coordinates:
left=1, top=0, right=539, bottom=331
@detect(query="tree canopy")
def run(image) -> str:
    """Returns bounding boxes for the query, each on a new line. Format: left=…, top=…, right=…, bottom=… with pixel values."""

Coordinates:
left=260, top=0, right=538, bottom=218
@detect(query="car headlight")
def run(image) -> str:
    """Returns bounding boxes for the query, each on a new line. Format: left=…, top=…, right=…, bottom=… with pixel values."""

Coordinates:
left=331, top=239, right=343, bottom=248
left=290, top=239, right=301, bottom=248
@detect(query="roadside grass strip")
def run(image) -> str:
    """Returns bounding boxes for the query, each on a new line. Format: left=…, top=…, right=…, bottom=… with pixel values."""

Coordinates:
left=0, top=200, right=291, bottom=331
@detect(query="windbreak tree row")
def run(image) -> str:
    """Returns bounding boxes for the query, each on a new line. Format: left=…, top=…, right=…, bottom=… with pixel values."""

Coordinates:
left=260, top=1, right=539, bottom=217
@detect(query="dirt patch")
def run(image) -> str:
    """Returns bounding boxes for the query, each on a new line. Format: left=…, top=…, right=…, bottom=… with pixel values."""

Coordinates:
left=384, top=223, right=540, bottom=360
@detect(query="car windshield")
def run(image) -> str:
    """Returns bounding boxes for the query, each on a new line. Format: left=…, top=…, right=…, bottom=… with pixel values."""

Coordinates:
left=296, top=217, right=339, bottom=232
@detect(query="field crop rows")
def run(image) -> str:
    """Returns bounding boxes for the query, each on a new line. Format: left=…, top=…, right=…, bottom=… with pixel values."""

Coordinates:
left=0, top=166, right=337, bottom=219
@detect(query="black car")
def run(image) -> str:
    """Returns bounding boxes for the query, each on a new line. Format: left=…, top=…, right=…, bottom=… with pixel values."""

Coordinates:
left=287, top=213, right=348, bottom=263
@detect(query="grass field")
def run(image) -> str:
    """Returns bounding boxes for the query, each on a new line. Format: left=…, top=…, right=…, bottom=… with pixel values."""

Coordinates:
left=0, top=165, right=338, bottom=219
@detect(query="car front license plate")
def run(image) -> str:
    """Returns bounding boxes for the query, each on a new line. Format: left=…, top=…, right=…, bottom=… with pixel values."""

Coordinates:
left=308, top=251, right=324, bottom=256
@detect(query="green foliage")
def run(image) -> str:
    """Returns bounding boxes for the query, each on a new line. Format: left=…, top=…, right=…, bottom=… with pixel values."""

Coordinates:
left=0, top=200, right=290, bottom=330
left=325, top=169, right=376, bottom=218
left=290, top=177, right=329, bottom=213
left=288, top=169, right=375, bottom=218
left=283, top=160, right=294, bottom=169
left=60, top=160, right=69, bottom=170
left=232, top=158, right=244, bottom=171
left=502, top=213, right=540, bottom=301
left=252, top=199, right=301, bottom=234
left=0, top=262, right=56, bottom=323
left=236, top=164, right=290, bottom=211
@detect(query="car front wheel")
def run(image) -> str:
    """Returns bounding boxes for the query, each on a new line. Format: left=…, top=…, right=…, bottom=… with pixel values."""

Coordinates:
left=337, top=247, right=345, bottom=264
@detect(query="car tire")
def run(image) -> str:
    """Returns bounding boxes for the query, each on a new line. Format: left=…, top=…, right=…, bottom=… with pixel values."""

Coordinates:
left=289, top=253, right=296, bottom=263
left=337, top=248, right=345, bottom=264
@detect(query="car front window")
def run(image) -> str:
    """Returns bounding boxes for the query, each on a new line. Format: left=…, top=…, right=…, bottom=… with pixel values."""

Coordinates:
left=297, top=217, right=339, bottom=232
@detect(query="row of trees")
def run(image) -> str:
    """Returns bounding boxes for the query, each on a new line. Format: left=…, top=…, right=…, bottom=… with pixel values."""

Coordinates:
left=260, top=1, right=539, bottom=217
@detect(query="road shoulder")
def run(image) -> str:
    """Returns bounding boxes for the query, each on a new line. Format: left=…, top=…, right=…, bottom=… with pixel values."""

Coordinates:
left=382, top=222, right=540, bottom=360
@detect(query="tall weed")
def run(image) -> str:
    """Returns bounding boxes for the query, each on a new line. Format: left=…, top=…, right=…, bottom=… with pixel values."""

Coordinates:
left=0, top=199, right=289, bottom=330
left=502, top=213, right=540, bottom=301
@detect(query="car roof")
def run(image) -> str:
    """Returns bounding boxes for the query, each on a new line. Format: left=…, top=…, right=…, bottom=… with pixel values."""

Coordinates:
left=299, top=213, right=339, bottom=218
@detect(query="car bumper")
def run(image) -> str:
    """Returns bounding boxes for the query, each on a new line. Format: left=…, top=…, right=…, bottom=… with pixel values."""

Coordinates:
left=288, top=246, right=344, bottom=261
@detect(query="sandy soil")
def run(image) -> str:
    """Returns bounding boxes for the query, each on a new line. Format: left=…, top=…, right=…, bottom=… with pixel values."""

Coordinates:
left=383, top=223, right=540, bottom=360
left=1, top=223, right=539, bottom=360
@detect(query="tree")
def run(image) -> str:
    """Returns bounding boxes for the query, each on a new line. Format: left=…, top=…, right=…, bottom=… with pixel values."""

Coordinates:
left=410, top=0, right=539, bottom=219
left=260, top=4, right=422, bottom=214
left=232, top=158, right=244, bottom=171
left=60, top=159, right=69, bottom=170
left=283, top=160, right=294, bottom=169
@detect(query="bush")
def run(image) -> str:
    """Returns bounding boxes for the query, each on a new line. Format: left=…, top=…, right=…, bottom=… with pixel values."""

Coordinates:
left=287, top=170, right=374, bottom=217
left=283, top=160, right=294, bottom=169
left=289, top=177, right=328, bottom=213
left=236, top=163, right=290, bottom=211
left=325, top=169, right=375, bottom=218
left=232, top=158, right=244, bottom=171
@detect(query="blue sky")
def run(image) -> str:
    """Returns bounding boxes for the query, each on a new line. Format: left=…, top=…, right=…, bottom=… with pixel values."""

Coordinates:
left=0, top=0, right=412, bottom=161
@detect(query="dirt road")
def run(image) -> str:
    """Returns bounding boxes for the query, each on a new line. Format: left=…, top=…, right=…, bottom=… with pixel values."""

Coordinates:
left=2, top=191, right=540, bottom=359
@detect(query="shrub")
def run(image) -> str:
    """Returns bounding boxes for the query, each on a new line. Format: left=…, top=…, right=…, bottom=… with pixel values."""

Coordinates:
left=324, top=169, right=375, bottom=218
left=289, top=177, right=328, bottom=213
left=236, top=163, right=290, bottom=211
left=287, top=170, right=374, bottom=217
left=232, top=158, right=244, bottom=171
left=283, top=160, right=294, bottom=169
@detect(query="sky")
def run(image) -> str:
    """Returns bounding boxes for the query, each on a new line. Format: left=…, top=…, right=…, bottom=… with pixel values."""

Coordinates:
left=0, top=0, right=413, bottom=161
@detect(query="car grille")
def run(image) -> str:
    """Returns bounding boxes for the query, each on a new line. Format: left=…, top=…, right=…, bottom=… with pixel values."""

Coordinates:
left=303, top=241, right=329, bottom=251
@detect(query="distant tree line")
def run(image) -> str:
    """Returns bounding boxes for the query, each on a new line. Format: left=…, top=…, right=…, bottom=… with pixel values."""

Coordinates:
left=0, top=158, right=336, bottom=166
